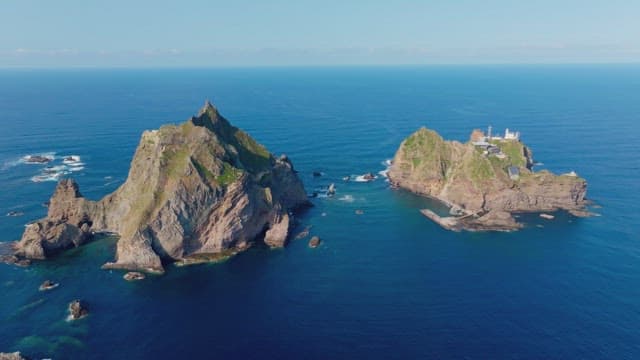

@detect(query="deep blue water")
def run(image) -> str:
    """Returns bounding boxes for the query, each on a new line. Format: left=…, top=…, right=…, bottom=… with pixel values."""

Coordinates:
left=0, top=65, right=639, bottom=359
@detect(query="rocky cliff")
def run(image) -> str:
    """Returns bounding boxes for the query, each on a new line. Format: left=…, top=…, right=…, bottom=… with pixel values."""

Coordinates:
left=388, top=127, right=588, bottom=231
left=14, top=101, right=309, bottom=273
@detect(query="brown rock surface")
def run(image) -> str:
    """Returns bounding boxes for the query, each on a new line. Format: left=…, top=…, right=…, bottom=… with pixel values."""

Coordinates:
left=389, top=127, right=589, bottom=231
left=308, top=236, right=321, bottom=248
left=0, top=352, right=28, bottom=360
left=123, top=271, right=146, bottom=281
left=14, top=101, right=309, bottom=273
left=67, top=299, right=88, bottom=320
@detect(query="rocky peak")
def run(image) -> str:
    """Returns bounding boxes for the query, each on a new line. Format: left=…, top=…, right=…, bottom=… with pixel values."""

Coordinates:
left=197, top=99, right=217, bottom=116
left=54, top=178, right=82, bottom=199
left=192, top=100, right=231, bottom=133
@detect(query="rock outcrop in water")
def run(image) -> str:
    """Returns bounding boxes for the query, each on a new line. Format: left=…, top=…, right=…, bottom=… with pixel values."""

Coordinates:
left=388, top=127, right=589, bottom=231
left=0, top=352, right=28, bottom=360
left=67, top=299, right=89, bottom=320
left=14, top=101, right=309, bottom=273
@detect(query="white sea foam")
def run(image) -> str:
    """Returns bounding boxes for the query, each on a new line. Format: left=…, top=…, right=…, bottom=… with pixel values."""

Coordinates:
left=338, top=194, right=355, bottom=202
left=62, top=155, right=81, bottom=164
left=31, top=173, right=62, bottom=182
left=353, top=174, right=377, bottom=182
left=21, top=152, right=56, bottom=164
left=21, top=152, right=86, bottom=182
left=1, top=159, right=22, bottom=171
left=43, top=165, right=68, bottom=173
left=377, top=158, right=392, bottom=181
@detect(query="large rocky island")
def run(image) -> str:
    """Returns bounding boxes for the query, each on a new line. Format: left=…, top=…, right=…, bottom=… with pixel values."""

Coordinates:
left=13, top=101, right=309, bottom=273
left=388, top=127, right=589, bottom=231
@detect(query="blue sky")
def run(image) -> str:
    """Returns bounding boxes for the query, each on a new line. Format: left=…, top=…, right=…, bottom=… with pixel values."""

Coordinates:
left=1, top=0, right=638, bottom=67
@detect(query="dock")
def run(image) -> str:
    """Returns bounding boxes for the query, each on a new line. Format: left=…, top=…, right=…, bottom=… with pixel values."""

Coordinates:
left=420, top=209, right=462, bottom=231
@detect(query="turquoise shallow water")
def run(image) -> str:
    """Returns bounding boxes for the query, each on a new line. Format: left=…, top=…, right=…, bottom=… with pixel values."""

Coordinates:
left=0, top=66, right=639, bottom=359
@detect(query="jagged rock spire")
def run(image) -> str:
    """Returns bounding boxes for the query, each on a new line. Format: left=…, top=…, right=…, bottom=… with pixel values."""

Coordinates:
left=198, top=99, right=218, bottom=117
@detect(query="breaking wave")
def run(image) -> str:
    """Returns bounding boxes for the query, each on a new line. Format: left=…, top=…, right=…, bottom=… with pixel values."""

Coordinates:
left=338, top=194, right=355, bottom=202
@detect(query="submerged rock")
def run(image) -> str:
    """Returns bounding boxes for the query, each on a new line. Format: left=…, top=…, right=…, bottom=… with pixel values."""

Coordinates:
left=389, top=127, right=589, bottom=231
left=308, top=236, right=321, bottom=248
left=0, top=255, right=30, bottom=267
left=14, top=101, right=310, bottom=273
left=24, top=155, right=51, bottom=164
left=38, top=280, right=59, bottom=291
left=67, top=300, right=88, bottom=321
left=123, top=272, right=145, bottom=281
left=294, top=226, right=311, bottom=240
left=362, top=173, right=376, bottom=181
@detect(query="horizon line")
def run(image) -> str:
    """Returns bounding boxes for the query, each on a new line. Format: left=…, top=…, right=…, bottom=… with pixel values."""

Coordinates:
left=1, top=61, right=639, bottom=71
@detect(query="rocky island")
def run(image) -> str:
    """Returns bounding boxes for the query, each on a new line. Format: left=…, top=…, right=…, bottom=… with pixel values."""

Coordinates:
left=12, top=101, right=309, bottom=273
left=388, top=126, right=589, bottom=231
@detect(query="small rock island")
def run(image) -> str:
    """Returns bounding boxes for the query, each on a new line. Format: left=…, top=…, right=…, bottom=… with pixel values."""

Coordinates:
left=388, top=126, right=589, bottom=231
left=13, top=101, right=309, bottom=273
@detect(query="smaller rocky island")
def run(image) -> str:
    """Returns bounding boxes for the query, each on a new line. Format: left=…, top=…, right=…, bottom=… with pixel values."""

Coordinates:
left=389, top=126, right=590, bottom=231
left=67, top=299, right=89, bottom=321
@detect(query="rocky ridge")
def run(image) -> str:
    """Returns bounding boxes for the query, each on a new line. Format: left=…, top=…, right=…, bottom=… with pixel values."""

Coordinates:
left=13, top=101, right=309, bottom=273
left=388, top=127, right=589, bottom=231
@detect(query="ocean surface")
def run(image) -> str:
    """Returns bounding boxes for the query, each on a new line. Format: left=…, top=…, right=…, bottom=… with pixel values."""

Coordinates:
left=0, top=65, right=639, bottom=359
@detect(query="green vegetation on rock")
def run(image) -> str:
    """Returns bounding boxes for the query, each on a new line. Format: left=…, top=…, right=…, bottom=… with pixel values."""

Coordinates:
left=216, top=162, right=242, bottom=186
left=161, top=147, right=190, bottom=178
left=401, top=128, right=450, bottom=177
left=233, top=130, right=271, bottom=172
left=192, top=158, right=215, bottom=182
left=468, top=150, right=495, bottom=183
left=490, top=139, right=527, bottom=167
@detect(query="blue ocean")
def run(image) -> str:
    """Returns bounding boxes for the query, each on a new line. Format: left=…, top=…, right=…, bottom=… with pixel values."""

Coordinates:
left=0, top=66, right=639, bottom=359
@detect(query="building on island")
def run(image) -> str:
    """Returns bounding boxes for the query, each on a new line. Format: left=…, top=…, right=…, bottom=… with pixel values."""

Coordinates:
left=471, top=126, right=521, bottom=142
left=471, top=126, right=522, bottom=161
left=504, top=128, right=520, bottom=140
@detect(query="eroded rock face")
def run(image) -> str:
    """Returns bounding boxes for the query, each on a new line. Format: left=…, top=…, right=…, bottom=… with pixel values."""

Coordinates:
left=14, top=179, right=93, bottom=260
left=14, top=101, right=309, bottom=273
left=389, top=127, right=588, bottom=230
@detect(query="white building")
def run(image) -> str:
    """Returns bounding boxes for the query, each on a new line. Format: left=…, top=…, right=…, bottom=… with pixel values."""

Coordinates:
left=504, top=128, right=520, bottom=140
